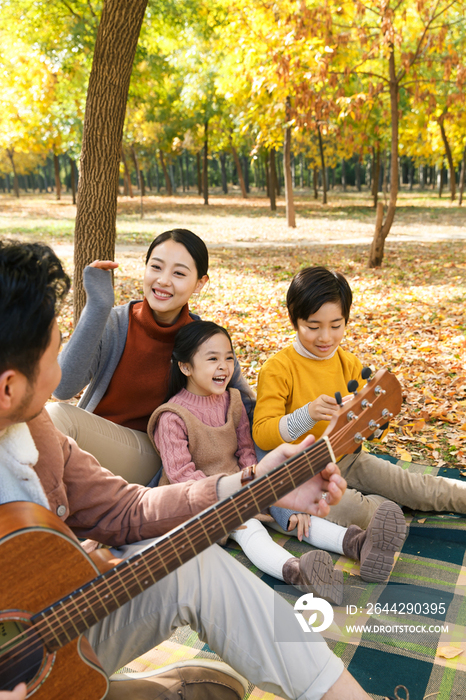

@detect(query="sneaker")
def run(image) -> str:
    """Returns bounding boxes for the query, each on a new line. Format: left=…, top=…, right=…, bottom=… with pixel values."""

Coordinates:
left=108, top=659, right=248, bottom=700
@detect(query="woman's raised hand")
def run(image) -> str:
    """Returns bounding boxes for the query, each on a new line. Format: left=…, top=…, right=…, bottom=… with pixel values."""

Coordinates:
left=89, top=260, right=119, bottom=271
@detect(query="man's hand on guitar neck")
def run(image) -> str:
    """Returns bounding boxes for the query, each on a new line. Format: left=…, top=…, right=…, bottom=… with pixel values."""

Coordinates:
left=0, top=683, right=27, bottom=700
left=256, top=435, right=346, bottom=517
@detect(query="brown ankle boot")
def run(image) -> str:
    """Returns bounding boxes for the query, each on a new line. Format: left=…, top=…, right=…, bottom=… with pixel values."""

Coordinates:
left=282, top=550, right=343, bottom=605
left=342, top=501, right=407, bottom=583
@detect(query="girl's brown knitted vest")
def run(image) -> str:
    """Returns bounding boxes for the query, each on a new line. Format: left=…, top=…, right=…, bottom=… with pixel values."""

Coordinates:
left=147, top=388, right=244, bottom=487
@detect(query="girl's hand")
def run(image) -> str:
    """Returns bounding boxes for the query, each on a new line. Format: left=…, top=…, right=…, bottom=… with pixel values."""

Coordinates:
left=288, top=513, right=310, bottom=541
left=0, top=684, right=27, bottom=700
left=89, top=260, right=119, bottom=271
left=256, top=435, right=346, bottom=517
left=308, top=394, right=339, bottom=422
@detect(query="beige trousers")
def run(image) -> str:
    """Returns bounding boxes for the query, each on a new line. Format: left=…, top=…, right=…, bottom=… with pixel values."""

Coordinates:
left=85, top=540, right=344, bottom=699
left=339, top=450, right=466, bottom=514
left=46, top=402, right=161, bottom=485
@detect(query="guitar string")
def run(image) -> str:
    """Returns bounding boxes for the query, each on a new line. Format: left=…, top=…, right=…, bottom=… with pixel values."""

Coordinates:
left=0, top=421, right=363, bottom=674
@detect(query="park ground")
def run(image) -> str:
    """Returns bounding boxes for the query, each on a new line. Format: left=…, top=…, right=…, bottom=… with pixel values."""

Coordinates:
left=1, top=188, right=465, bottom=469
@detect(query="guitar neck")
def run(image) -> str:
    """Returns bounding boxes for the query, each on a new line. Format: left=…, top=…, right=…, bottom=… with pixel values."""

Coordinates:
left=33, top=436, right=334, bottom=651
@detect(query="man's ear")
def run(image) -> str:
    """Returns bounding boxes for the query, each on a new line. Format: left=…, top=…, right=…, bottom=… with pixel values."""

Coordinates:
left=178, top=362, right=192, bottom=377
left=0, top=369, right=18, bottom=412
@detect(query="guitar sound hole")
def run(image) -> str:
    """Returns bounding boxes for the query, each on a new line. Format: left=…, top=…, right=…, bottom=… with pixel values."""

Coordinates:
left=0, top=619, right=45, bottom=691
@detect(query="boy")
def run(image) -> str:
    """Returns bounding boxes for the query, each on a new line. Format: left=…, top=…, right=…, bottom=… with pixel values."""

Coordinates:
left=253, top=266, right=466, bottom=528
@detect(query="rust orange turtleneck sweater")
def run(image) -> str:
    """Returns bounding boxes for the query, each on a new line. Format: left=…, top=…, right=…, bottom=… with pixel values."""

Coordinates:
left=94, top=299, right=193, bottom=432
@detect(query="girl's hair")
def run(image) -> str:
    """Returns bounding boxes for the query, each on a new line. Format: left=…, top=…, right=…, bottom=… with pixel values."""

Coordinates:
left=145, top=229, right=209, bottom=279
left=287, top=266, right=353, bottom=326
left=165, top=321, right=233, bottom=400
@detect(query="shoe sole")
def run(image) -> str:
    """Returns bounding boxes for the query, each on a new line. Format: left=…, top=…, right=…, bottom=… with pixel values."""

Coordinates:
left=360, top=501, right=407, bottom=583
left=297, top=550, right=344, bottom=605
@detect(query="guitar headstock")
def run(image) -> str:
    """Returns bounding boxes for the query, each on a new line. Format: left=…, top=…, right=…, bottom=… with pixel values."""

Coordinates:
left=324, top=369, right=402, bottom=460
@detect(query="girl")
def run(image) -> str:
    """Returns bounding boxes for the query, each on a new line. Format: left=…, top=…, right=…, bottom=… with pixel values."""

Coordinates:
left=148, top=321, right=405, bottom=598
left=47, top=229, right=254, bottom=485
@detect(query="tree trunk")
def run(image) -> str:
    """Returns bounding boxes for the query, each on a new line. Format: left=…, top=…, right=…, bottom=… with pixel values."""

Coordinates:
left=355, top=156, right=362, bottom=191
left=371, top=146, right=381, bottom=207
left=6, top=149, right=20, bottom=197
left=369, top=45, right=399, bottom=268
left=179, top=155, right=185, bottom=192
left=239, top=155, right=247, bottom=193
left=313, top=166, right=318, bottom=199
left=341, top=158, right=346, bottom=191
left=230, top=144, right=248, bottom=198
left=73, top=0, right=148, bottom=321
left=202, top=120, right=208, bottom=205
left=268, top=149, right=277, bottom=211
left=276, top=157, right=282, bottom=196
left=264, top=151, right=270, bottom=198
left=53, top=153, right=62, bottom=200
left=459, top=145, right=466, bottom=206
left=317, top=124, right=327, bottom=205
left=219, top=152, right=228, bottom=194
left=121, top=146, right=134, bottom=197
left=196, top=152, right=202, bottom=195
left=382, top=150, right=389, bottom=204
left=155, top=157, right=160, bottom=192
left=69, top=157, right=77, bottom=205
left=159, top=150, right=172, bottom=195
left=131, top=144, right=142, bottom=192
left=284, top=97, right=296, bottom=227
left=169, top=162, right=176, bottom=194
left=439, top=120, right=456, bottom=201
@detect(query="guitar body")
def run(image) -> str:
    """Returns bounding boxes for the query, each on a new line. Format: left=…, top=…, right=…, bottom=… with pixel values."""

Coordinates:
left=0, top=502, right=109, bottom=699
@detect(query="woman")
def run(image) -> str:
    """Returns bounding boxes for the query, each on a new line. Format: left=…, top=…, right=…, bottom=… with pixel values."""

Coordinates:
left=48, top=229, right=254, bottom=484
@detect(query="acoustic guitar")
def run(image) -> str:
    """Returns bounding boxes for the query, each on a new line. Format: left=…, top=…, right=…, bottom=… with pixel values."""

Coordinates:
left=0, top=369, right=402, bottom=698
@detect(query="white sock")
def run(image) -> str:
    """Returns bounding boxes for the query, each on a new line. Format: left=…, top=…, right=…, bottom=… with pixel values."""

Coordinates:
left=229, top=518, right=292, bottom=581
left=293, top=516, right=346, bottom=555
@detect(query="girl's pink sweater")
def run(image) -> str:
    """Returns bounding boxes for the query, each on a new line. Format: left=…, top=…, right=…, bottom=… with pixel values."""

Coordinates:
left=154, top=388, right=256, bottom=483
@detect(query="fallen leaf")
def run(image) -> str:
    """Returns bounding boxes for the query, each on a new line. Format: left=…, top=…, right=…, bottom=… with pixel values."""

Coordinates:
left=397, top=449, right=412, bottom=462
left=437, top=646, right=464, bottom=659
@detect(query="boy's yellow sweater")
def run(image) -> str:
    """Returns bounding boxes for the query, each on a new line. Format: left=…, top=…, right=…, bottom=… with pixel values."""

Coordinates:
left=253, top=344, right=363, bottom=451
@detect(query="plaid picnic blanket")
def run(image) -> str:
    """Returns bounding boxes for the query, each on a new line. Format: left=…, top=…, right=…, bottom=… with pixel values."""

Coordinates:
left=120, top=455, right=466, bottom=700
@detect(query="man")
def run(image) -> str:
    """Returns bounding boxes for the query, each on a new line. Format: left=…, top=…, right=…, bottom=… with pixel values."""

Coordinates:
left=0, top=240, right=371, bottom=700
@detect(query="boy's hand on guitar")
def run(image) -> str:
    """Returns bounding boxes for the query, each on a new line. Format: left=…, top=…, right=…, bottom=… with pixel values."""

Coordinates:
left=308, top=394, right=339, bottom=422
left=0, top=683, right=27, bottom=700
left=288, top=512, right=310, bottom=541
left=256, top=435, right=346, bottom=517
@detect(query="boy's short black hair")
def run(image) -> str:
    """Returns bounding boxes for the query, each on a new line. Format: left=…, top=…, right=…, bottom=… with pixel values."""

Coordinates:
left=0, top=240, right=70, bottom=381
left=286, top=266, right=352, bottom=326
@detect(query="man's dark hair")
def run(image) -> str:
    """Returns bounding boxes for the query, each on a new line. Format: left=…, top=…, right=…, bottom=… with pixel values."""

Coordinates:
left=0, top=240, right=70, bottom=381
left=286, top=266, right=353, bottom=327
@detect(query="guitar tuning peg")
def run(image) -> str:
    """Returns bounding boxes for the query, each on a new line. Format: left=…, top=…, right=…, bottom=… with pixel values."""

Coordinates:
left=361, top=366, right=372, bottom=380
left=347, top=379, right=359, bottom=394
left=335, top=391, right=342, bottom=406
